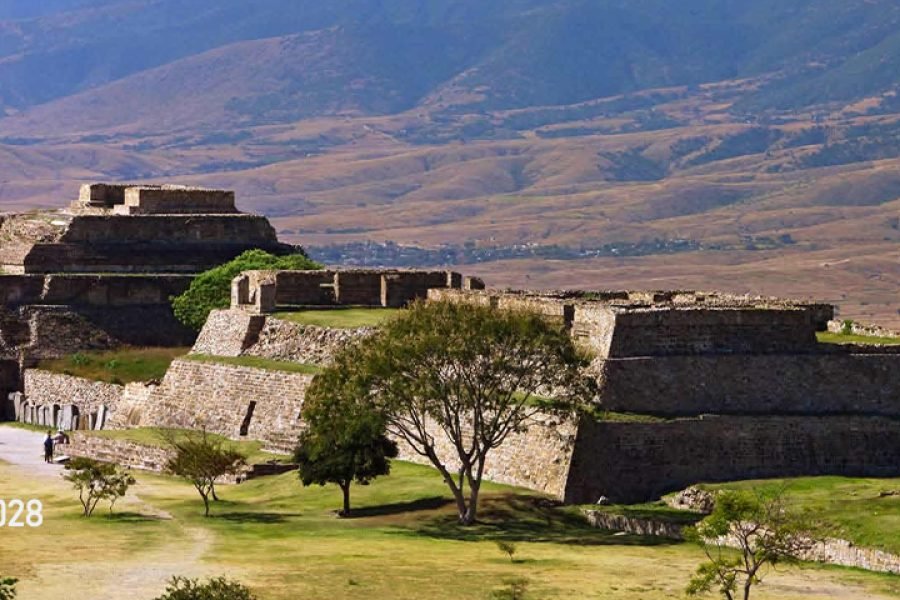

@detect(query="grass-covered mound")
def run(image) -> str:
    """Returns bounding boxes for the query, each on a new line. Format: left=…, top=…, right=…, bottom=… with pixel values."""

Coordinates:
left=277, top=308, right=399, bottom=329
left=172, top=249, right=321, bottom=331
left=816, top=331, right=900, bottom=346
left=37, top=347, right=190, bottom=384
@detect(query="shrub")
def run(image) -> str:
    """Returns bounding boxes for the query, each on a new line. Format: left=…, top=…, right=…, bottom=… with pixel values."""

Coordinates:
left=171, top=249, right=321, bottom=330
left=841, top=319, right=854, bottom=335
left=0, top=576, right=17, bottom=600
left=153, top=576, right=256, bottom=600
left=489, top=577, right=529, bottom=600
left=496, top=540, right=518, bottom=562
left=63, top=457, right=136, bottom=517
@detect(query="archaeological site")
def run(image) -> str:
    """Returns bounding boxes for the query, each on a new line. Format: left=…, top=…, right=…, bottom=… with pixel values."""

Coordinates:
left=2, top=186, right=898, bottom=505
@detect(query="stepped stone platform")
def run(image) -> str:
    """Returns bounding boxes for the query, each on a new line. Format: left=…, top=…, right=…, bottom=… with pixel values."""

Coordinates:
left=0, top=183, right=303, bottom=379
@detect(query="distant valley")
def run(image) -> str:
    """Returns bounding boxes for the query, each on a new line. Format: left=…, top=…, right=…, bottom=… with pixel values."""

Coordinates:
left=1, top=0, right=900, bottom=325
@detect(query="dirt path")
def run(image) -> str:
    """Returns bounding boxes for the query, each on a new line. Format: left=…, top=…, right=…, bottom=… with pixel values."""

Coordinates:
left=0, top=426, right=217, bottom=600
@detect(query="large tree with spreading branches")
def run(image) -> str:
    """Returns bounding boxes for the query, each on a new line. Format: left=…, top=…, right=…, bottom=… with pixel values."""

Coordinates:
left=317, top=299, right=592, bottom=525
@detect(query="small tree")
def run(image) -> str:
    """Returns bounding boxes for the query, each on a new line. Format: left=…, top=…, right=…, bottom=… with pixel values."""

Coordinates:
left=164, top=431, right=247, bottom=517
left=496, top=540, right=518, bottom=563
left=318, top=299, right=592, bottom=525
left=0, top=576, right=16, bottom=600
left=171, top=249, right=321, bottom=330
left=686, top=489, right=816, bottom=600
left=294, top=381, right=398, bottom=516
left=63, top=457, right=136, bottom=517
left=153, top=576, right=256, bottom=600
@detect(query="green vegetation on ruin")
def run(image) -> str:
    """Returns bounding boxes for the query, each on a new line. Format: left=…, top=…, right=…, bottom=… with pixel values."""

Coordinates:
left=172, top=249, right=322, bottom=331
left=78, top=427, right=288, bottom=465
left=816, top=331, right=900, bottom=346
left=276, top=307, right=400, bottom=329
left=0, top=454, right=896, bottom=600
left=185, top=354, right=322, bottom=375
left=704, top=476, right=900, bottom=555
left=37, top=347, right=190, bottom=384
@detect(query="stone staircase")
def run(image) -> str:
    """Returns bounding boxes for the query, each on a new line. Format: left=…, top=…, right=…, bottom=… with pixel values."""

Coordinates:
left=260, top=430, right=299, bottom=456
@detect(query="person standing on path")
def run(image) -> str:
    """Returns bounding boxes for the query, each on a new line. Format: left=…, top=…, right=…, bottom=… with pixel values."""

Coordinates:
left=43, top=430, right=54, bottom=463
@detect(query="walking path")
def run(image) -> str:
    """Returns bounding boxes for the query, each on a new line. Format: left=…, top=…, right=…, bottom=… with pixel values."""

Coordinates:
left=0, top=426, right=66, bottom=477
left=0, top=425, right=215, bottom=600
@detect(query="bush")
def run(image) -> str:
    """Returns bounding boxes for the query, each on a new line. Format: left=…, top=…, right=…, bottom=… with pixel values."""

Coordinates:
left=153, top=576, right=256, bottom=600
left=0, top=576, right=17, bottom=600
left=171, top=249, right=321, bottom=330
left=841, top=319, right=854, bottom=335
left=63, top=457, right=136, bottom=517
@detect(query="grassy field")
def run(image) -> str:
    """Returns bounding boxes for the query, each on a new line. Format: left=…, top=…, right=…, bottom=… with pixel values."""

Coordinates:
left=80, top=427, right=289, bottom=464
left=184, top=354, right=322, bottom=375
left=705, top=476, right=900, bottom=554
left=277, top=308, right=400, bottom=329
left=0, top=443, right=897, bottom=600
left=816, top=331, right=900, bottom=345
left=37, top=347, right=191, bottom=384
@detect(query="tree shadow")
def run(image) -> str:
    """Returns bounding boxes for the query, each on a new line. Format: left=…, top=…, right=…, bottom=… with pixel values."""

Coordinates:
left=406, top=493, right=681, bottom=547
left=214, top=511, right=298, bottom=524
left=347, top=496, right=452, bottom=519
left=105, top=511, right=168, bottom=523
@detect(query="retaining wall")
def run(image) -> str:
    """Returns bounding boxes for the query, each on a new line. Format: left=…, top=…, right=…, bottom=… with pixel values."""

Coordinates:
left=395, top=412, right=578, bottom=499
left=597, top=353, right=900, bottom=416
left=565, top=415, right=900, bottom=504
left=117, top=359, right=314, bottom=440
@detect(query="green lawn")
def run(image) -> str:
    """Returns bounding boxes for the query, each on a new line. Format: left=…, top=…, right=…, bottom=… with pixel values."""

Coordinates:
left=817, top=331, right=900, bottom=345
left=703, top=476, right=900, bottom=554
left=276, top=308, right=400, bottom=329
left=185, top=354, right=322, bottom=375
left=37, top=347, right=190, bottom=384
left=1, top=458, right=895, bottom=600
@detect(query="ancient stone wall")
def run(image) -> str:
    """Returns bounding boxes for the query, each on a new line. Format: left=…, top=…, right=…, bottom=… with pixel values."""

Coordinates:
left=18, top=369, right=123, bottom=430
left=565, top=415, right=900, bottom=504
left=241, top=317, right=372, bottom=365
left=65, top=434, right=174, bottom=472
left=192, top=309, right=266, bottom=357
left=119, top=359, right=313, bottom=441
left=395, top=412, right=578, bottom=499
left=607, top=308, right=818, bottom=356
left=596, top=353, right=900, bottom=416
left=116, top=186, right=237, bottom=215
left=0, top=274, right=193, bottom=308
left=233, top=269, right=469, bottom=312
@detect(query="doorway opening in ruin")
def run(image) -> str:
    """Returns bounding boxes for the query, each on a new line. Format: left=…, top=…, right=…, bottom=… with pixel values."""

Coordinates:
left=52, top=404, right=60, bottom=429
left=71, top=406, right=80, bottom=430
left=239, top=401, right=257, bottom=437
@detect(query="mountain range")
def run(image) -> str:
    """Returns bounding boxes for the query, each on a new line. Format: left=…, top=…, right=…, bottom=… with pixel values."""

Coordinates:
left=1, top=0, right=900, bottom=326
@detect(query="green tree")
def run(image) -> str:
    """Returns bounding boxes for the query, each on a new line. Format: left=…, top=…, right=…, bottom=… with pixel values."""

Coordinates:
left=686, top=489, right=816, bottom=600
left=319, top=299, right=591, bottom=525
left=63, top=457, right=136, bottom=517
left=164, top=431, right=247, bottom=517
left=153, top=576, right=256, bottom=600
left=294, top=378, right=398, bottom=516
left=0, top=576, right=16, bottom=600
left=171, top=249, right=321, bottom=330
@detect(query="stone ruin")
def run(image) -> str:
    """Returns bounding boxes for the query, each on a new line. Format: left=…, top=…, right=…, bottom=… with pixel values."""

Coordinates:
left=51, top=274, right=896, bottom=504
left=0, top=180, right=897, bottom=506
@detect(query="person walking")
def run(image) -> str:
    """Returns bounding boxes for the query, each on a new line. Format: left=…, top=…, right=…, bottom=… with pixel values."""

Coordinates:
left=43, top=430, right=54, bottom=463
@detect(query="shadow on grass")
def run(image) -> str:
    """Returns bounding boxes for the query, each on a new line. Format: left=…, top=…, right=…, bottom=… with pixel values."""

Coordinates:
left=214, top=511, right=299, bottom=524
left=405, top=493, right=680, bottom=547
left=104, top=511, right=168, bottom=523
left=348, top=496, right=452, bottom=519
